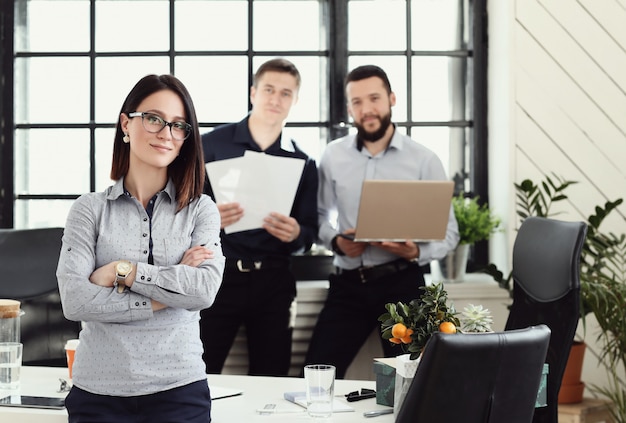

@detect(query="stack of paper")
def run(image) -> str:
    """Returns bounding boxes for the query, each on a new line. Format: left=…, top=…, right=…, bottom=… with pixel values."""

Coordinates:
left=206, top=151, right=305, bottom=234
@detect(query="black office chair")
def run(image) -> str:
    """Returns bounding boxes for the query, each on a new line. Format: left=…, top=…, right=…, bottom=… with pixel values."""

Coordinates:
left=505, top=216, right=587, bottom=423
left=0, top=227, right=81, bottom=366
left=395, top=325, right=551, bottom=423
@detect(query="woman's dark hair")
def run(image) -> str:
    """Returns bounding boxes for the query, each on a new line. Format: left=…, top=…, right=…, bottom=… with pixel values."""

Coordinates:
left=111, top=74, right=204, bottom=212
left=344, top=65, right=392, bottom=94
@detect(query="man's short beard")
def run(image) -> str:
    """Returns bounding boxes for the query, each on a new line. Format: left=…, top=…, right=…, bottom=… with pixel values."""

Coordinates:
left=355, top=111, right=393, bottom=142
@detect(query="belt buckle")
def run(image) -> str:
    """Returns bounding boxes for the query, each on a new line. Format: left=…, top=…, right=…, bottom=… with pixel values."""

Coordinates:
left=358, top=266, right=372, bottom=283
left=236, top=260, right=262, bottom=272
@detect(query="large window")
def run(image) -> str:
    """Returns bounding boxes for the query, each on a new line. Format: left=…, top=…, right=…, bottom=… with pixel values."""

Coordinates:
left=0, top=0, right=486, bottom=260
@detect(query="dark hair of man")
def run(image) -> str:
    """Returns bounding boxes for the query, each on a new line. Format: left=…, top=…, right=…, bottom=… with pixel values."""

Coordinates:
left=111, top=74, right=205, bottom=212
left=253, top=58, right=301, bottom=89
left=344, top=65, right=392, bottom=94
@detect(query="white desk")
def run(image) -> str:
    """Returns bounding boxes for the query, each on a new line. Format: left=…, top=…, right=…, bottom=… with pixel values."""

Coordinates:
left=0, top=367, right=394, bottom=423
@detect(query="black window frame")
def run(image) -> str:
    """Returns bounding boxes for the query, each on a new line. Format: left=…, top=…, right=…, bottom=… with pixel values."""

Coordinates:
left=0, top=0, right=488, bottom=267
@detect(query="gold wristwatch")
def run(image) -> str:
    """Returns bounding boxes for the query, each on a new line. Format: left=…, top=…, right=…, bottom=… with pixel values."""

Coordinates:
left=114, top=261, right=133, bottom=293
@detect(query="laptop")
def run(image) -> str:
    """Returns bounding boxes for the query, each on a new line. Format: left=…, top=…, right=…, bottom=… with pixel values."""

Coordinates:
left=351, top=180, right=454, bottom=242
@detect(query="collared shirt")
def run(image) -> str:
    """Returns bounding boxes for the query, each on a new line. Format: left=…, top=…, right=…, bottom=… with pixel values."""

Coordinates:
left=318, top=129, right=460, bottom=269
left=56, top=178, right=225, bottom=396
left=202, top=115, right=318, bottom=260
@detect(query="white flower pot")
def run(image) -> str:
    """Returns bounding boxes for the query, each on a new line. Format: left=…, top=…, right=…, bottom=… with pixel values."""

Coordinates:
left=430, top=243, right=470, bottom=283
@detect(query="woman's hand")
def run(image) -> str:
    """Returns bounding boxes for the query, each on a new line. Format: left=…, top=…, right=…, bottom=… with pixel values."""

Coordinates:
left=179, top=245, right=214, bottom=267
left=89, top=262, right=118, bottom=288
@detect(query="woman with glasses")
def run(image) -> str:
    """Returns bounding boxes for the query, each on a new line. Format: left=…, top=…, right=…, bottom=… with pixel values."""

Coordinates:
left=57, top=74, right=225, bottom=423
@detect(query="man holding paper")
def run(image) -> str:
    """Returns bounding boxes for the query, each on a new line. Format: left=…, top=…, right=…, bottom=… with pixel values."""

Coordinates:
left=200, top=58, right=318, bottom=376
left=304, top=65, right=460, bottom=379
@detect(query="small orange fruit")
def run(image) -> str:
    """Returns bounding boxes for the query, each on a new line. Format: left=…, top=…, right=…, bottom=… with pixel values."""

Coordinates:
left=400, top=329, right=414, bottom=344
left=391, top=323, right=408, bottom=339
left=389, top=337, right=402, bottom=344
left=439, top=321, right=457, bottom=334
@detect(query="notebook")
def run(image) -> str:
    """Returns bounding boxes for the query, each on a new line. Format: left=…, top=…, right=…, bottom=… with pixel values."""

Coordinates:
left=284, top=391, right=354, bottom=413
left=352, top=180, right=454, bottom=242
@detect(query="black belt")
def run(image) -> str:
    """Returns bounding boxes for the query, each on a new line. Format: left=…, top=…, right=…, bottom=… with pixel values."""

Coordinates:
left=337, top=259, right=416, bottom=283
left=226, top=258, right=290, bottom=272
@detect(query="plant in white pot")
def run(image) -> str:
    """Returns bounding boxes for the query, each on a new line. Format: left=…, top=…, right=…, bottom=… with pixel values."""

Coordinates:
left=378, top=282, right=460, bottom=416
left=431, top=193, right=501, bottom=283
left=460, top=304, right=494, bottom=333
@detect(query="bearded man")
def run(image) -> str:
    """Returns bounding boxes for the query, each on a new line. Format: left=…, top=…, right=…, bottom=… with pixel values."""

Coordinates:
left=304, top=65, right=459, bottom=379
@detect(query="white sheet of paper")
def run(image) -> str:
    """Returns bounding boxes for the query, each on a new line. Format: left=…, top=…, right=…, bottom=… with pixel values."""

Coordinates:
left=206, top=151, right=305, bottom=234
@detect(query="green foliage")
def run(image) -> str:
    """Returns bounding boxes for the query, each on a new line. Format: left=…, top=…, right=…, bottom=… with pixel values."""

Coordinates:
left=378, top=282, right=460, bottom=360
left=452, top=193, right=501, bottom=245
left=483, top=172, right=626, bottom=421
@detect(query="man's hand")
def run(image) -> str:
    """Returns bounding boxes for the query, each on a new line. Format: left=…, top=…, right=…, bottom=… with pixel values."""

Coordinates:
left=263, top=212, right=300, bottom=243
left=218, top=202, right=244, bottom=229
left=371, top=240, right=420, bottom=261
left=179, top=245, right=214, bottom=267
left=336, top=229, right=367, bottom=258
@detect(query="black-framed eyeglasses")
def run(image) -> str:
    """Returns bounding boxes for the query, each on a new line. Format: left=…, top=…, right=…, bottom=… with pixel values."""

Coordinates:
left=127, top=112, right=192, bottom=141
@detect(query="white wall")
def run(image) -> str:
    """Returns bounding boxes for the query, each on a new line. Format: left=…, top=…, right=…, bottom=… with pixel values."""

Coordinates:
left=488, top=0, right=626, bottom=395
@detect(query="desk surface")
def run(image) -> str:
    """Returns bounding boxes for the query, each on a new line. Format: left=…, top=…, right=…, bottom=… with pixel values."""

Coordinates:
left=0, top=366, right=394, bottom=423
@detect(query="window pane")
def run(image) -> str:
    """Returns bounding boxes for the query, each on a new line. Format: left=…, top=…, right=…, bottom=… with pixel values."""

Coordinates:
left=176, top=56, right=249, bottom=123
left=253, top=1, right=323, bottom=51
left=95, top=57, right=171, bottom=123
left=348, top=56, right=407, bottom=122
left=348, top=1, right=406, bottom=51
left=15, top=129, right=90, bottom=195
left=95, top=128, right=115, bottom=192
left=252, top=56, right=326, bottom=123
left=14, top=57, right=90, bottom=124
left=411, top=0, right=463, bottom=50
left=283, top=127, right=327, bottom=164
left=411, top=56, right=466, bottom=121
left=15, top=200, right=74, bottom=229
left=96, top=1, right=169, bottom=52
left=408, top=127, right=451, bottom=177
left=14, top=0, right=90, bottom=52
left=176, top=1, right=248, bottom=51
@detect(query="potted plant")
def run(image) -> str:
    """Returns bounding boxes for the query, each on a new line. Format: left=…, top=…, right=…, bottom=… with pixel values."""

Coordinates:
left=484, top=174, right=626, bottom=421
left=378, top=282, right=460, bottom=414
left=431, top=193, right=501, bottom=282
left=459, top=304, right=494, bottom=333
left=379, top=282, right=460, bottom=359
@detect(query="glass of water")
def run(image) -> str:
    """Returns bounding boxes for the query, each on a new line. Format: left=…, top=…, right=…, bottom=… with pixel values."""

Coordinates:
left=304, top=364, right=335, bottom=418
left=0, top=342, right=23, bottom=391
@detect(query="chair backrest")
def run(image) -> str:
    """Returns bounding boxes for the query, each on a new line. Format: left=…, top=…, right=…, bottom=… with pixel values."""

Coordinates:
left=0, top=227, right=80, bottom=366
left=505, top=216, right=587, bottom=423
left=395, top=325, right=551, bottom=423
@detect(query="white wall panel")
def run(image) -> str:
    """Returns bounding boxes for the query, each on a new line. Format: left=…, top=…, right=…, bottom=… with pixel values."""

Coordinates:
left=516, top=0, right=626, bottom=134
left=545, top=0, right=626, bottom=91
left=580, top=0, right=626, bottom=52
left=516, top=70, right=625, bottom=204
left=499, top=0, right=626, bottom=393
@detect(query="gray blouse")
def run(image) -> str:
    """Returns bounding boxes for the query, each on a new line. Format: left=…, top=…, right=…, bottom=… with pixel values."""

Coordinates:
left=56, top=177, right=225, bottom=396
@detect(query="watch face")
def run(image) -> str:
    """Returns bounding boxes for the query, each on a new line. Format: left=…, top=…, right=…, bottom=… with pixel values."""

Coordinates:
left=116, top=261, right=132, bottom=275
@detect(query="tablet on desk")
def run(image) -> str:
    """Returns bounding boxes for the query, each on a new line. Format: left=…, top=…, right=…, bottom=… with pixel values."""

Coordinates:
left=353, top=180, right=454, bottom=242
left=0, top=395, right=65, bottom=410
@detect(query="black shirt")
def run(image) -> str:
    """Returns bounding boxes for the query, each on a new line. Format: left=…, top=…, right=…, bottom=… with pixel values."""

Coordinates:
left=202, top=116, right=318, bottom=261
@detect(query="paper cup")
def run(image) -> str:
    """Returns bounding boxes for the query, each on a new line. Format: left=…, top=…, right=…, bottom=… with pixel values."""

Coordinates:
left=65, top=339, right=80, bottom=379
